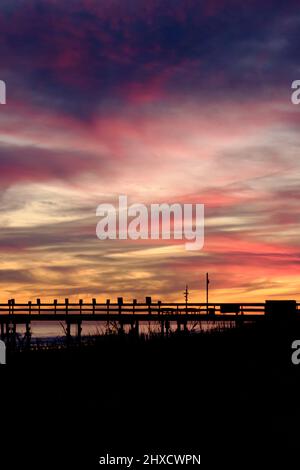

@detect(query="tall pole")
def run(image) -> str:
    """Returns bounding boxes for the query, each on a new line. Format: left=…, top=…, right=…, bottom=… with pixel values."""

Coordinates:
left=184, top=285, right=189, bottom=305
left=206, top=273, right=209, bottom=312
left=184, top=285, right=189, bottom=312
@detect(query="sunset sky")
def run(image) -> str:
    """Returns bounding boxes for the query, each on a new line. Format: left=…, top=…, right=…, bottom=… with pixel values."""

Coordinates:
left=0, top=0, right=300, bottom=303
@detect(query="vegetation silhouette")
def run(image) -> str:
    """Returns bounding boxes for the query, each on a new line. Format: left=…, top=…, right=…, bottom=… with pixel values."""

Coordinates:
left=5, top=312, right=300, bottom=467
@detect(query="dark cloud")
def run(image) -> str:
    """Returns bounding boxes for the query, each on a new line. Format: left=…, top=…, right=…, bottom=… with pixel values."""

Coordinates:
left=0, top=269, right=35, bottom=283
left=0, top=0, right=299, bottom=118
left=0, top=143, right=111, bottom=185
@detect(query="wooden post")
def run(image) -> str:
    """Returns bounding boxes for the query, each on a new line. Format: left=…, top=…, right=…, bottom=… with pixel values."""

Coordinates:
left=117, top=298, right=123, bottom=333
left=118, top=297, right=123, bottom=315
left=37, top=298, right=41, bottom=315
left=54, top=299, right=57, bottom=314
left=28, top=301, right=32, bottom=315
left=158, top=300, right=161, bottom=316
left=79, top=299, right=83, bottom=315
left=146, top=296, right=152, bottom=315
left=133, top=299, right=137, bottom=314
left=65, top=298, right=69, bottom=315
left=92, top=298, right=96, bottom=314
left=9, top=299, right=15, bottom=316
left=106, top=299, right=110, bottom=333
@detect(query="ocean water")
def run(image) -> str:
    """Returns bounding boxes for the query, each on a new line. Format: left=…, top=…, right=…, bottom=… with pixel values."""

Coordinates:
left=14, top=320, right=235, bottom=344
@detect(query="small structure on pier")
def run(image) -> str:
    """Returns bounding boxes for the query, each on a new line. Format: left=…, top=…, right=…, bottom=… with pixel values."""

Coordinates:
left=265, top=300, right=297, bottom=322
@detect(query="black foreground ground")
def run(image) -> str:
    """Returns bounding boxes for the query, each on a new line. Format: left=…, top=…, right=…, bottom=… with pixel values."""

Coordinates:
left=2, top=319, right=300, bottom=468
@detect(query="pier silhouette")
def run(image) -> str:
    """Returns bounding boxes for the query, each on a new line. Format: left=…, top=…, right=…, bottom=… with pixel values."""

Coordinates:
left=1, top=297, right=298, bottom=347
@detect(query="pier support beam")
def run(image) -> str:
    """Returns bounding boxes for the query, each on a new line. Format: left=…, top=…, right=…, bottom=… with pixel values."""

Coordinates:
left=118, top=321, right=124, bottom=335
left=0, top=322, right=4, bottom=340
left=160, top=320, right=164, bottom=337
left=236, top=315, right=244, bottom=329
left=25, top=321, right=31, bottom=348
left=5, top=321, right=17, bottom=348
left=66, top=322, right=71, bottom=345
left=77, top=321, right=82, bottom=342
left=130, top=319, right=139, bottom=336
left=165, top=319, right=170, bottom=336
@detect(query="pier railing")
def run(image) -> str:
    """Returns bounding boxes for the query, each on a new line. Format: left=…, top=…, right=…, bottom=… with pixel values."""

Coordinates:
left=0, top=298, right=272, bottom=317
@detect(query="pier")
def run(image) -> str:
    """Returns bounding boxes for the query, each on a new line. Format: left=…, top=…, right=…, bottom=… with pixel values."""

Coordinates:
left=0, top=298, right=298, bottom=346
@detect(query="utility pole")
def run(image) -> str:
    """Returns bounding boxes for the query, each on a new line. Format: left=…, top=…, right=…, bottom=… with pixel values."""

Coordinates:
left=206, top=273, right=209, bottom=312
left=184, top=285, right=189, bottom=310
left=182, top=285, right=189, bottom=332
